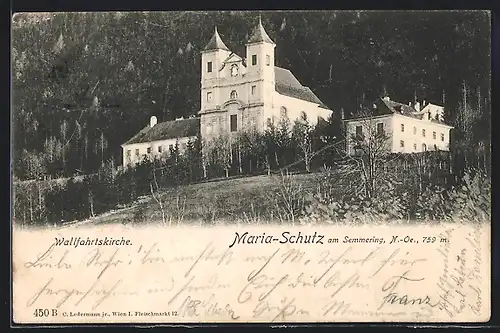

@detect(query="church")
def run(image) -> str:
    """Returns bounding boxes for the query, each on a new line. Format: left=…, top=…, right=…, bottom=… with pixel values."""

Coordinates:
left=199, top=18, right=333, bottom=140
left=121, top=18, right=333, bottom=167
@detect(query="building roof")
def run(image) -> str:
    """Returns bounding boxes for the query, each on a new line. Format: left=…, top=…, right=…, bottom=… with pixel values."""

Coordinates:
left=123, top=118, right=200, bottom=145
left=247, top=18, right=275, bottom=45
left=378, top=98, right=418, bottom=116
left=274, top=67, right=329, bottom=109
left=343, top=97, right=452, bottom=126
left=376, top=98, right=449, bottom=125
left=204, top=27, right=230, bottom=52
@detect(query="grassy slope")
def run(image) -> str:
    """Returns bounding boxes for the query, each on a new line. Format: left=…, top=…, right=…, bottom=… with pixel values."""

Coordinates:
left=88, top=173, right=321, bottom=226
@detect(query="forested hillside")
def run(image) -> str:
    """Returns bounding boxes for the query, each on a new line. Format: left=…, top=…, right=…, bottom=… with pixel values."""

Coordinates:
left=12, top=11, right=491, bottom=180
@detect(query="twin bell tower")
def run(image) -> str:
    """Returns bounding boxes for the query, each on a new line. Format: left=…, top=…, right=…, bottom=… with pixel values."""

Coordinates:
left=199, top=16, right=276, bottom=121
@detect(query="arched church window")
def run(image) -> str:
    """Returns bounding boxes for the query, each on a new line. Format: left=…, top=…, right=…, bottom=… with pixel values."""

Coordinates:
left=230, top=90, right=238, bottom=99
left=280, top=106, right=288, bottom=118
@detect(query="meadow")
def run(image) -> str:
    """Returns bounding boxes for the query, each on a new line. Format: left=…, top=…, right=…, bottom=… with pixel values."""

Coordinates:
left=62, top=172, right=322, bottom=227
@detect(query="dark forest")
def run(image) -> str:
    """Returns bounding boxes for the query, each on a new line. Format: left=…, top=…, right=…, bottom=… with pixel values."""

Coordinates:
left=12, top=11, right=491, bottom=181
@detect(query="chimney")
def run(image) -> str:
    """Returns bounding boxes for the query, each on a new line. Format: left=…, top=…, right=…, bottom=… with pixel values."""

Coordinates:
left=409, top=102, right=412, bottom=107
left=423, top=99, right=426, bottom=107
left=150, top=115, right=157, bottom=128
left=340, top=108, right=345, bottom=120
left=383, top=96, right=390, bottom=101
left=415, top=101, right=420, bottom=112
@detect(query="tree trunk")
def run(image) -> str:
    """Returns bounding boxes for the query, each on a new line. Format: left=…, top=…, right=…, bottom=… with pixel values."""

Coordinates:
left=370, top=159, right=376, bottom=194
left=89, top=189, right=95, bottom=218
left=361, top=158, right=370, bottom=198
left=29, top=190, right=33, bottom=224
left=100, top=132, right=105, bottom=167
left=238, top=144, right=243, bottom=174
left=84, top=133, right=88, bottom=167
left=38, top=182, right=43, bottom=215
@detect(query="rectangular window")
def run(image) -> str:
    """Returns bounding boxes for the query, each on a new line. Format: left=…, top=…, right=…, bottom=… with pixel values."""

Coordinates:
left=433, top=131, right=436, bottom=140
left=355, top=125, right=363, bottom=139
left=422, top=129, right=426, bottom=137
left=413, top=126, right=417, bottom=135
left=252, top=54, right=257, bottom=66
left=126, top=150, right=131, bottom=161
left=400, top=140, right=404, bottom=148
left=230, top=114, right=238, bottom=132
left=401, top=124, right=405, bottom=132
left=135, top=149, right=139, bottom=157
left=207, top=61, right=212, bottom=73
left=158, top=146, right=162, bottom=153
left=206, top=91, right=212, bottom=101
left=413, top=143, right=417, bottom=151
left=377, top=122, right=384, bottom=136
left=266, top=55, right=270, bottom=66
left=251, top=85, right=256, bottom=95
left=147, top=147, right=151, bottom=154
left=441, top=133, right=445, bottom=141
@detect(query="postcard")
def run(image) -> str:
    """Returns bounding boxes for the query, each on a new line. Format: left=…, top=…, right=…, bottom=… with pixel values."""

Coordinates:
left=11, top=10, right=491, bottom=324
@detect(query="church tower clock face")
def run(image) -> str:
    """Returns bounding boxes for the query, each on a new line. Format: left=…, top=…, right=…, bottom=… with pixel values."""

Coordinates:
left=230, top=64, right=239, bottom=77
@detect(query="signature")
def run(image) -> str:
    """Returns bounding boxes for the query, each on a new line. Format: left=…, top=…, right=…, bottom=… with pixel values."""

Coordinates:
left=378, top=270, right=439, bottom=311
left=177, top=294, right=240, bottom=320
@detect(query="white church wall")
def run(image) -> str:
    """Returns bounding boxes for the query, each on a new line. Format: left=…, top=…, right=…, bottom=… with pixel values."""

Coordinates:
left=272, top=93, right=333, bottom=127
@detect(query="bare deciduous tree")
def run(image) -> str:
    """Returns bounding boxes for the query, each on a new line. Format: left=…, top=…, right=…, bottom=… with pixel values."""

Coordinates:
left=292, top=114, right=314, bottom=173
left=340, top=107, right=392, bottom=198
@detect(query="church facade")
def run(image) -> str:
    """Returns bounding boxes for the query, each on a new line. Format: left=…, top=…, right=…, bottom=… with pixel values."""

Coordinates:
left=199, top=19, right=333, bottom=141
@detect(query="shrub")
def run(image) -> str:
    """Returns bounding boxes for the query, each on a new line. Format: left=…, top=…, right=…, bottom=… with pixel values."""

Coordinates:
left=303, top=166, right=490, bottom=224
left=413, top=184, right=451, bottom=221
left=448, top=169, right=490, bottom=222
left=268, top=171, right=306, bottom=224
left=303, top=177, right=409, bottom=225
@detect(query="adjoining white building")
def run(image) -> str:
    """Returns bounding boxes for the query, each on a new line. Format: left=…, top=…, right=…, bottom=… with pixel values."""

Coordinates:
left=121, top=116, right=199, bottom=168
left=344, top=96, right=454, bottom=155
left=199, top=19, right=333, bottom=141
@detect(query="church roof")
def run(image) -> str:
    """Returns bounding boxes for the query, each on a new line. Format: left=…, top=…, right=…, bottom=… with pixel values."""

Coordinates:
left=274, top=67, right=329, bottom=109
left=204, top=27, right=230, bottom=52
left=123, top=118, right=200, bottom=145
left=247, top=18, right=275, bottom=45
